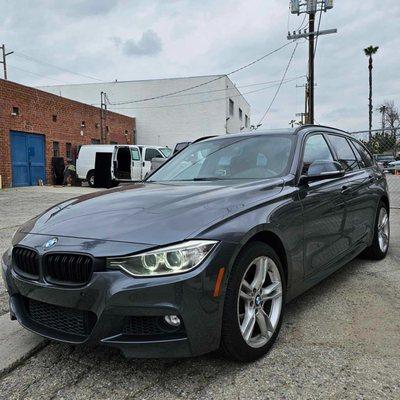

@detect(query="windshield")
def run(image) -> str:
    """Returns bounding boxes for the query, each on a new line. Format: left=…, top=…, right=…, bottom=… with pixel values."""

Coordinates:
left=147, top=135, right=294, bottom=182
left=159, top=147, right=172, bottom=157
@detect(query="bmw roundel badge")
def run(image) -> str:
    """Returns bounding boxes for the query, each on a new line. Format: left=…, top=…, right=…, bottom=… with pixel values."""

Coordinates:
left=43, top=237, right=58, bottom=250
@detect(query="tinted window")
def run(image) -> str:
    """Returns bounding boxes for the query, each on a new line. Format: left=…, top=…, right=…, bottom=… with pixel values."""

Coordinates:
left=351, top=140, right=374, bottom=168
left=66, top=142, right=72, bottom=159
left=328, top=135, right=359, bottom=172
left=302, top=134, right=333, bottom=174
left=53, top=141, right=60, bottom=157
left=145, top=148, right=162, bottom=161
left=148, top=135, right=294, bottom=182
left=229, top=99, right=234, bottom=116
left=174, top=143, right=189, bottom=153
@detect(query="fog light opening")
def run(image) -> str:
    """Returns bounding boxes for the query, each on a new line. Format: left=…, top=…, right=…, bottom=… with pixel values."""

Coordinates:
left=164, top=314, right=181, bottom=327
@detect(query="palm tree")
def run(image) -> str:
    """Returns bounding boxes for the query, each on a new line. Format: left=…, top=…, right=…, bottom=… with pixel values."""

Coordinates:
left=378, top=105, right=387, bottom=134
left=364, top=45, right=379, bottom=141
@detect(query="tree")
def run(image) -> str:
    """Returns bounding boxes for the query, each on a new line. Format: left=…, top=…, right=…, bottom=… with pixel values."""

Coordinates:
left=377, top=100, right=400, bottom=156
left=364, top=45, right=379, bottom=141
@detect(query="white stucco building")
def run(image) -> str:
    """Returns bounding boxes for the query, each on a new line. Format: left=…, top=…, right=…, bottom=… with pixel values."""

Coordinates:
left=40, top=75, right=251, bottom=148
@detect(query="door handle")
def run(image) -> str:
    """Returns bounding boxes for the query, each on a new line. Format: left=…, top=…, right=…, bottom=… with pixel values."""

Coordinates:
left=341, top=185, right=351, bottom=194
left=368, top=175, right=375, bottom=184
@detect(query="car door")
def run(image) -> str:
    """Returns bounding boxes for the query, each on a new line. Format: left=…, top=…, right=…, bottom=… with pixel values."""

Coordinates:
left=130, top=146, right=142, bottom=181
left=326, top=134, right=377, bottom=248
left=338, top=137, right=379, bottom=248
left=299, top=133, right=349, bottom=276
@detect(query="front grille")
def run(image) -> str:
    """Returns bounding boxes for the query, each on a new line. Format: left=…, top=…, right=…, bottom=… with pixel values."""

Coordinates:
left=44, top=254, right=93, bottom=285
left=26, top=297, right=96, bottom=336
left=122, top=316, right=185, bottom=337
left=13, top=247, right=40, bottom=278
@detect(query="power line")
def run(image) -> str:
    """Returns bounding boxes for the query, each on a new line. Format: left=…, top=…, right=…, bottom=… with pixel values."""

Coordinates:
left=8, top=64, right=71, bottom=85
left=257, top=42, right=299, bottom=126
left=108, top=41, right=296, bottom=105
left=89, top=75, right=305, bottom=106
left=107, top=76, right=302, bottom=111
left=13, top=51, right=103, bottom=82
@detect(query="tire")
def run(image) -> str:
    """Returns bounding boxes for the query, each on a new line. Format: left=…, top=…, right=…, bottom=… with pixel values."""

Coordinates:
left=220, top=241, right=286, bottom=362
left=362, top=201, right=390, bottom=260
left=87, top=171, right=95, bottom=187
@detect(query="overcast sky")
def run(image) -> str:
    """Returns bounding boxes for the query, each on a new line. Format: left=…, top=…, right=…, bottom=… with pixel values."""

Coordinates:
left=1, top=0, right=399, bottom=131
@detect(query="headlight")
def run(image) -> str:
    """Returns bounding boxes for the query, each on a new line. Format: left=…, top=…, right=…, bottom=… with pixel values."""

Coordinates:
left=107, top=240, right=218, bottom=277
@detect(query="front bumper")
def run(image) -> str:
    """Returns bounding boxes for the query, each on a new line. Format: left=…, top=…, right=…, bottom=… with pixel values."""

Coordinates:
left=2, top=235, right=235, bottom=358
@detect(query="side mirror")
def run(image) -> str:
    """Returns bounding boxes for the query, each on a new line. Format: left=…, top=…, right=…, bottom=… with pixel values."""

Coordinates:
left=302, top=160, right=345, bottom=183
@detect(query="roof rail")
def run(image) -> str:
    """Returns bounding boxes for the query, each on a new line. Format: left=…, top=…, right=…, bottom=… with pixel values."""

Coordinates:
left=294, top=124, right=349, bottom=135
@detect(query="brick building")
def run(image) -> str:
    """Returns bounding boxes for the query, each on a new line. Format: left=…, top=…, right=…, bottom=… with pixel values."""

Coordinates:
left=0, top=79, right=135, bottom=188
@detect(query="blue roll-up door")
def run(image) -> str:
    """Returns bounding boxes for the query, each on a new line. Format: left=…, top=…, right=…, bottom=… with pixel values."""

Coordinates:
left=10, top=131, right=46, bottom=187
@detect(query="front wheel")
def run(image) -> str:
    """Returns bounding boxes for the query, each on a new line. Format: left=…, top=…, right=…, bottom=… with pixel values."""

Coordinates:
left=220, top=242, right=285, bottom=362
left=362, top=201, right=390, bottom=260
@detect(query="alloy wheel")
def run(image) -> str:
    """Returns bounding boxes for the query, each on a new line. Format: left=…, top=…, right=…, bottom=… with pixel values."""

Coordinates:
left=377, top=207, right=389, bottom=252
left=237, top=256, right=283, bottom=348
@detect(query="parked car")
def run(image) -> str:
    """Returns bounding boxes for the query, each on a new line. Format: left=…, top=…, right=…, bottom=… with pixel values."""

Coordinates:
left=374, top=154, right=395, bottom=170
left=76, top=144, right=169, bottom=186
left=148, top=138, right=215, bottom=176
left=387, top=160, right=400, bottom=173
left=172, top=141, right=191, bottom=155
left=2, top=126, right=390, bottom=362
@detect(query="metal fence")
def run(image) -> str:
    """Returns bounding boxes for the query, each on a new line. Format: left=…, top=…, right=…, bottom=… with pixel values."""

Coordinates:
left=349, top=127, right=400, bottom=209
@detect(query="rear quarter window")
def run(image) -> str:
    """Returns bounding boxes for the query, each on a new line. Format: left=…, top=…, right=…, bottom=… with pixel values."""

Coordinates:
left=350, top=140, right=374, bottom=168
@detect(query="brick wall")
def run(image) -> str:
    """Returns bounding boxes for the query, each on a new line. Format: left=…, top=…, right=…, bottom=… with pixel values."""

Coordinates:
left=0, top=79, right=135, bottom=187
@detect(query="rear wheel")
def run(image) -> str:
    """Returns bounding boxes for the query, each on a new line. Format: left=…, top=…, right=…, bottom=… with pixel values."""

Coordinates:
left=87, top=171, right=95, bottom=187
left=362, top=201, right=390, bottom=260
left=220, top=242, right=285, bottom=362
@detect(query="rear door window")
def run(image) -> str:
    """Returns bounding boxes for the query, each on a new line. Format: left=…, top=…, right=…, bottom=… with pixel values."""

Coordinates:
left=131, top=147, right=140, bottom=161
left=302, top=134, right=334, bottom=175
left=328, top=135, right=360, bottom=172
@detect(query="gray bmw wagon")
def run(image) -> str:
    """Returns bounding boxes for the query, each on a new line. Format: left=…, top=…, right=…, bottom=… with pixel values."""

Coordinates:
left=1, top=125, right=390, bottom=361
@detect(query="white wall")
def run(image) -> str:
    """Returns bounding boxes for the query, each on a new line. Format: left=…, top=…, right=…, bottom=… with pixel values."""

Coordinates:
left=40, top=75, right=250, bottom=148
left=225, top=76, right=251, bottom=134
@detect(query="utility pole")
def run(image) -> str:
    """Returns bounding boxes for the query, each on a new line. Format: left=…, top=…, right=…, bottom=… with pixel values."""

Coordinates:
left=381, top=105, right=387, bottom=134
left=288, top=1, right=336, bottom=124
left=296, top=112, right=307, bottom=125
left=100, top=91, right=108, bottom=144
left=308, top=11, right=315, bottom=124
left=0, top=44, right=14, bottom=80
left=296, top=82, right=317, bottom=123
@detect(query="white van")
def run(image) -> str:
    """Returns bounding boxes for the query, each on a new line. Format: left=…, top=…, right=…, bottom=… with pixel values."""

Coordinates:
left=76, top=144, right=170, bottom=186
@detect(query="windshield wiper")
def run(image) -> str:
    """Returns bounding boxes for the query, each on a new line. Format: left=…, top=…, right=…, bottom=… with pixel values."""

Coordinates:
left=147, top=177, right=224, bottom=182
left=168, top=177, right=223, bottom=181
left=191, top=177, right=223, bottom=181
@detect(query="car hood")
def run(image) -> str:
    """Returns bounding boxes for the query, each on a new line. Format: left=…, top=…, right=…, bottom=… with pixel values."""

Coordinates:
left=19, top=180, right=284, bottom=246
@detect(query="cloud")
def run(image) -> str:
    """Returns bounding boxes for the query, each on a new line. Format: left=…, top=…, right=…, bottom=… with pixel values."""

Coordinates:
left=63, top=0, right=120, bottom=17
left=2, top=0, right=400, bottom=131
left=113, top=30, right=163, bottom=57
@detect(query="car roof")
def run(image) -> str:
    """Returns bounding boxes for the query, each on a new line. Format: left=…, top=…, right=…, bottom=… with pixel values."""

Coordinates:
left=199, top=125, right=349, bottom=142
